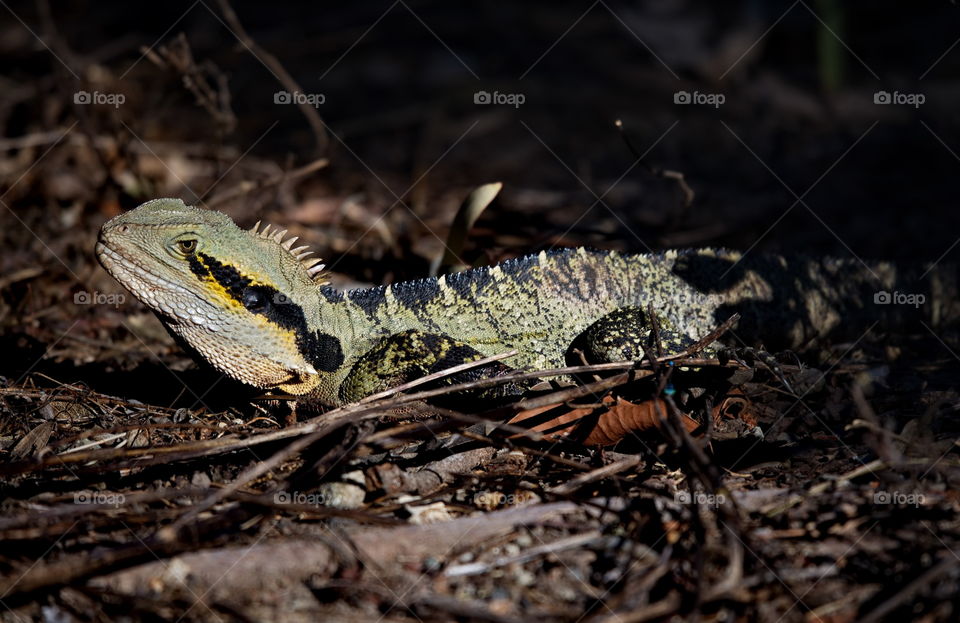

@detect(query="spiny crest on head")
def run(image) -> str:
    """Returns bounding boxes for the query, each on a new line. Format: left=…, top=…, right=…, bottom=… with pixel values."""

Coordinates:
left=249, top=220, right=328, bottom=285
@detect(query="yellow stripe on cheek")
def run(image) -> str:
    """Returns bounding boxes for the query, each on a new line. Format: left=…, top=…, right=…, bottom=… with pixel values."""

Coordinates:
left=197, top=275, right=248, bottom=311
left=250, top=314, right=301, bottom=351
left=189, top=253, right=310, bottom=364
left=195, top=275, right=301, bottom=352
left=191, top=253, right=277, bottom=309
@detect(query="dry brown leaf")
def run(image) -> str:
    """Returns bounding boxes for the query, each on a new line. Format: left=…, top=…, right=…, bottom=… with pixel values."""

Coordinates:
left=506, top=395, right=698, bottom=446
left=506, top=390, right=757, bottom=446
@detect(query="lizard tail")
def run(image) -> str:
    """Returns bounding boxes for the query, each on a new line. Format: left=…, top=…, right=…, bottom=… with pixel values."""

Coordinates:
left=669, top=249, right=959, bottom=350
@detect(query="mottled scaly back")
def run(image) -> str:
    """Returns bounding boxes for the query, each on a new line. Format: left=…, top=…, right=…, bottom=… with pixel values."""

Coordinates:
left=321, top=246, right=958, bottom=373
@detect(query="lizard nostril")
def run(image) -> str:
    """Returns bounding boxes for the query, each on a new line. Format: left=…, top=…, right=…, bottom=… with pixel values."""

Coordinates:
left=117, top=225, right=130, bottom=234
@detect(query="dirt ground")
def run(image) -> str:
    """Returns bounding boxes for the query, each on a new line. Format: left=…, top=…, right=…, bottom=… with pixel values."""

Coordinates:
left=1, top=1, right=959, bottom=621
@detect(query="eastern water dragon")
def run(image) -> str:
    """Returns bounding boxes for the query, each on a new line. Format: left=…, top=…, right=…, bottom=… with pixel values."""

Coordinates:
left=95, top=198, right=959, bottom=408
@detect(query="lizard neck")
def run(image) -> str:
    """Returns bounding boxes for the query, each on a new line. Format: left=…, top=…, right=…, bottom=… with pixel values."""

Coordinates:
left=286, top=284, right=393, bottom=403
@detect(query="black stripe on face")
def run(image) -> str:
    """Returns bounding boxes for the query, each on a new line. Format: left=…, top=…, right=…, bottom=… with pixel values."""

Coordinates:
left=312, top=333, right=345, bottom=372
left=188, top=255, right=210, bottom=279
left=192, top=252, right=344, bottom=374
left=197, top=253, right=248, bottom=301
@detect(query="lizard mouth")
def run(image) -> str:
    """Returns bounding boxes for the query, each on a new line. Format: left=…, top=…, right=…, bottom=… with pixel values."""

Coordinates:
left=96, top=242, right=190, bottom=296
left=95, top=240, right=211, bottom=324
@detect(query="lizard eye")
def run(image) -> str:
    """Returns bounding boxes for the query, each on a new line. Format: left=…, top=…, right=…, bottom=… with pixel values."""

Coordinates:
left=175, top=239, right=198, bottom=255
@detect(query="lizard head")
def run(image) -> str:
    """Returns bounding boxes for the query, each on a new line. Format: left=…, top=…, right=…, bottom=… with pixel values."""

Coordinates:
left=96, top=198, right=333, bottom=395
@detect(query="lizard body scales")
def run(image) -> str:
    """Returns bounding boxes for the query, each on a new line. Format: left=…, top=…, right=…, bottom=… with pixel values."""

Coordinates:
left=96, top=198, right=958, bottom=406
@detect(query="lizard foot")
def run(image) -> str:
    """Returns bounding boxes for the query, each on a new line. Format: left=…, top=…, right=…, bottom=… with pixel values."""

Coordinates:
left=567, top=305, right=698, bottom=366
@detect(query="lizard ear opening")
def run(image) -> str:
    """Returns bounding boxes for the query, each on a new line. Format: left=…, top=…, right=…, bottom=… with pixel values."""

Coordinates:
left=249, top=220, right=328, bottom=285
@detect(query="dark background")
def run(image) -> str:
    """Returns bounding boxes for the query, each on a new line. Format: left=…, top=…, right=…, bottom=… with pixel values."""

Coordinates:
left=1, top=0, right=958, bottom=375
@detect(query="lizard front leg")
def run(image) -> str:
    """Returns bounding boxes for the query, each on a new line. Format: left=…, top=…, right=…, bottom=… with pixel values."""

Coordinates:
left=566, top=306, right=697, bottom=365
left=570, top=306, right=793, bottom=395
left=338, top=330, right=528, bottom=405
